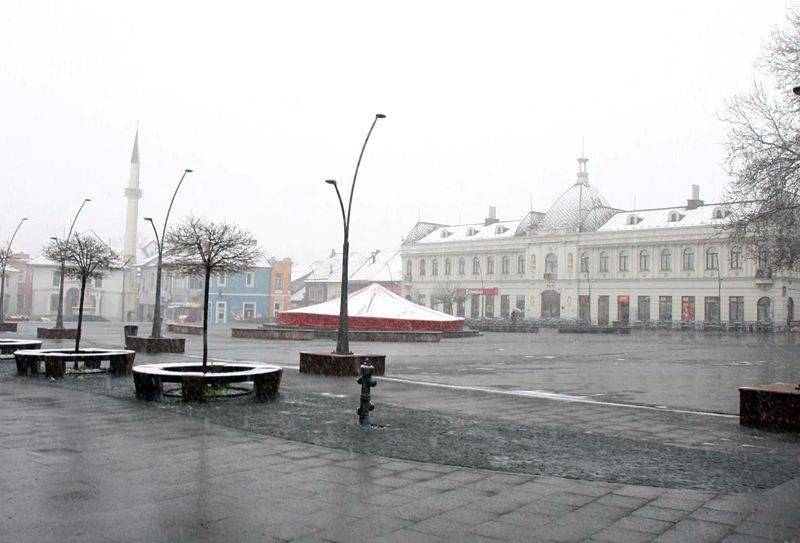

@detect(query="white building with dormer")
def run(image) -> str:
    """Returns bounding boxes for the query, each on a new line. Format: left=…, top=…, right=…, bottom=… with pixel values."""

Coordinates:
left=400, top=157, right=797, bottom=329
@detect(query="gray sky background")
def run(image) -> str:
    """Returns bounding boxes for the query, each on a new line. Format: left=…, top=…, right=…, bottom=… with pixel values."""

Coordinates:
left=0, top=1, right=788, bottom=263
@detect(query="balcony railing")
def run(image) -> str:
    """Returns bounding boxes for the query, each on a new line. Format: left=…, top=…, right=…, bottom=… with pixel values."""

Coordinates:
left=543, top=272, right=557, bottom=281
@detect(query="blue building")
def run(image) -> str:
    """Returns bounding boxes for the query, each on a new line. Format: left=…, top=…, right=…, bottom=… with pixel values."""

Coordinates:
left=207, top=263, right=271, bottom=323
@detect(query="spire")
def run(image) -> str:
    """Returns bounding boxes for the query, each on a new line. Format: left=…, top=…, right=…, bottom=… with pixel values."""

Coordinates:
left=576, top=143, right=589, bottom=186
left=130, top=123, right=139, bottom=164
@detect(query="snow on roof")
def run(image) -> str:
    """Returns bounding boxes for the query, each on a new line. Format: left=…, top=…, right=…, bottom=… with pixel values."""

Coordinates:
left=282, top=283, right=463, bottom=322
left=598, top=203, right=736, bottom=232
left=414, top=220, right=521, bottom=244
left=301, top=249, right=402, bottom=284
left=291, top=285, right=306, bottom=302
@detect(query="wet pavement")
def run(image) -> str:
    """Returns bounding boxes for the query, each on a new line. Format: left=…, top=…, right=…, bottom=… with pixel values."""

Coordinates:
left=1, top=322, right=799, bottom=541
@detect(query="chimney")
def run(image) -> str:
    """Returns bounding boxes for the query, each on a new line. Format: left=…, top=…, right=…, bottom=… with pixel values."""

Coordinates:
left=687, top=184, right=704, bottom=210
left=329, top=248, right=336, bottom=258
left=484, top=206, right=499, bottom=226
left=371, top=249, right=380, bottom=264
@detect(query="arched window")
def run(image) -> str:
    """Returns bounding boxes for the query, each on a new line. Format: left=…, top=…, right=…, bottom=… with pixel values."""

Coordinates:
left=627, top=214, right=640, bottom=225
left=530, top=255, right=536, bottom=272
left=660, top=249, right=672, bottom=271
left=406, top=260, right=412, bottom=280
left=431, top=259, right=439, bottom=276
left=705, top=247, right=719, bottom=270
left=730, top=247, right=742, bottom=270
left=668, top=211, right=681, bottom=222
left=458, top=257, right=465, bottom=275
left=639, top=250, right=650, bottom=271
left=472, top=257, right=480, bottom=275
left=444, top=258, right=452, bottom=276
left=599, top=251, right=609, bottom=272
left=618, top=251, right=629, bottom=272
left=567, top=253, right=574, bottom=273
left=517, top=255, right=525, bottom=274
left=580, top=253, right=589, bottom=273
left=501, top=256, right=509, bottom=275
left=682, top=248, right=694, bottom=271
left=419, top=259, right=426, bottom=276
left=487, top=256, right=495, bottom=275
left=545, top=253, right=557, bottom=274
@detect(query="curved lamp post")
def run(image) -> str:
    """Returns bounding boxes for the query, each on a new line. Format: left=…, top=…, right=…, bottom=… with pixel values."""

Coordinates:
left=145, top=169, right=193, bottom=338
left=0, top=217, right=28, bottom=322
left=326, top=114, right=386, bottom=355
left=55, top=199, right=91, bottom=328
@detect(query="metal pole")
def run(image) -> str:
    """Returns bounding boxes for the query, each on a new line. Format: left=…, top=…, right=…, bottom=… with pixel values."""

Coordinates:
left=148, top=168, right=192, bottom=339
left=330, top=114, right=385, bottom=356
left=357, top=358, right=377, bottom=426
left=0, top=217, right=27, bottom=322
left=56, top=199, right=90, bottom=328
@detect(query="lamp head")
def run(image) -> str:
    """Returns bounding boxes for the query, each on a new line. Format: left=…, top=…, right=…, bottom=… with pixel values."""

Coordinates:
left=185, top=169, right=193, bottom=173
left=50, top=237, right=58, bottom=242
left=84, top=198, right=92, bottom=202
left=325, top=179, right=337, bottom=186
left=21, top=218, right=28, bottom=222
left=144, top=217, right=154, bottom=223
left=376, top=114, right=386, bottom=119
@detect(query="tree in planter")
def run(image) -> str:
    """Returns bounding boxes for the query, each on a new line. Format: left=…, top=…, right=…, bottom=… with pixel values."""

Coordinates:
left=721, top=7, right=800, bottom=270
left=165, top=216, right=262, bottom=369
left=0, top=217, right=27, bottom=323
left=42, top=234, right=119, bottom=354
left=431, top=281, right=466, bottom=315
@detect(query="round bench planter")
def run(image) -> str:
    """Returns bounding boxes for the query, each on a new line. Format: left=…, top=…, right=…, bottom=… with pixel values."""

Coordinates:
left=125, top=335, right=186, bottom=353
left=15, top=348, right=135, bottom=378
left=133, top=362, right=283, bottom=402
left=0, top=339, right=42, bottom=356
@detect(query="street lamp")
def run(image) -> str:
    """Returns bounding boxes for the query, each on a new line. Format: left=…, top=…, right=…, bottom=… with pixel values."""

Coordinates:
left=145, top=169, right=193, bottom=338
left=0, top=217, right=28, bottom=322
left=54, top=199, right=91, bottom=329
left=326, top=114, right=386, bottom=355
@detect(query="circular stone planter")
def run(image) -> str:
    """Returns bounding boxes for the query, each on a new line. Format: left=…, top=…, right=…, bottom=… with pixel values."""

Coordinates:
left=0, top=339, right=42, bottom=356
left=15, top=348, right=135, bottom=378
left=133, top=362, right=282, bottom=402
left=125, top=335, right=186, bottom=353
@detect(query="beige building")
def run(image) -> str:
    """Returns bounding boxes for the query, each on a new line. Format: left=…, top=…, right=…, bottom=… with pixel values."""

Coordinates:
left=401, top=158, right=797, bottom=329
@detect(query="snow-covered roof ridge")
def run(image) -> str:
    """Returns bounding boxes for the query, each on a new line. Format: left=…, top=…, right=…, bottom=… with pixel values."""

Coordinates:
left=413, top=219, right=523, bottom=244
left=599, top=201, right=740, bottom=232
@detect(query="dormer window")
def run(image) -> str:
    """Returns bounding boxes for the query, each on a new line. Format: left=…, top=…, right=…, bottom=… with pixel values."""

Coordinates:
left=440, top=229, right=452, bottom=238
left=668, top=211, right=683, bottom=223
left=627, top=214, right=641, bottom=225
left=466, top=227, right=478, bottom=236
left=712, top=207, right=727, bottom=220
left=494, top=225, right=508, bottom=235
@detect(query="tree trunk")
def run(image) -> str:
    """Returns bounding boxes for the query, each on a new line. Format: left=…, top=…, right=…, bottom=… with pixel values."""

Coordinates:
left=56, top=261, right=66, bottom=329
left=75, top=275, right=86, bottom=355
left=335, top=240, right=350, bottom=354
left=0, top=265, right=6, bottom=323
left=202, top=267, right=210, bottom=370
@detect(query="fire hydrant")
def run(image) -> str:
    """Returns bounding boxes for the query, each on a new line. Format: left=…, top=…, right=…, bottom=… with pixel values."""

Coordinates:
left=357, top=358, right=377, bottom=427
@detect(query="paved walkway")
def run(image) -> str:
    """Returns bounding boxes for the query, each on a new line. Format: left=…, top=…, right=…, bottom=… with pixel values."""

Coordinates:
left=2, top=377, right=799, bottom=542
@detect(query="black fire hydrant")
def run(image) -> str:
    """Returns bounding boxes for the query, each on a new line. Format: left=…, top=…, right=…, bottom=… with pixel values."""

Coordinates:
left=357, top=358, right=377, bottom=427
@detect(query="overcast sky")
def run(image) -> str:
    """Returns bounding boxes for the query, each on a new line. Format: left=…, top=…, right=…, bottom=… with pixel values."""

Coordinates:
left=0, top=1, right=788, bottom=263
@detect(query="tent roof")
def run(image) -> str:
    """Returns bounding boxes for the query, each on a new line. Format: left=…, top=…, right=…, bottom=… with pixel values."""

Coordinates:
left=281, top=283, right=463, bottom=323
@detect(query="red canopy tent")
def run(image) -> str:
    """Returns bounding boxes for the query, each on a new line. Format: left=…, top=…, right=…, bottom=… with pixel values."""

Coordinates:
left=277, top=283, right=464, bottom=332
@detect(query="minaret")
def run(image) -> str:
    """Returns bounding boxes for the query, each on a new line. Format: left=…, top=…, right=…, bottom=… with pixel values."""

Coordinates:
left=122, top=127, right=142, bottom=320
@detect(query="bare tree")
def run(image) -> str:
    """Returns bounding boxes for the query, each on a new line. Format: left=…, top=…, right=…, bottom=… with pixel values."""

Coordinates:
left=43, top=234, right=120, bottom=353
left=164, top=216, right=263, bottom=368
left=721, top=8, right=800, bottom=270
left=431, top=281, right=466, bottom=315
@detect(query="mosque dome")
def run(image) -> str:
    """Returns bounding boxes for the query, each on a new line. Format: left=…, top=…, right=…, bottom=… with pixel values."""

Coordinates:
left=538, top=157, right=617, bottom=232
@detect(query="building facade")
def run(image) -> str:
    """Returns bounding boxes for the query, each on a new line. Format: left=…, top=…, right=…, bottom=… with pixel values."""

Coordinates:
left=208, top=264, right=272, bottom=324
left=27, top=257, right=127, bottom=321
left=401, top=158, right=797, bottom=329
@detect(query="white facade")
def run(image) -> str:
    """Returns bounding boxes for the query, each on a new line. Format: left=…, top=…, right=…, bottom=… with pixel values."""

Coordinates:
left=401, top=159, right=798, bottom=329
left=28, top=259, right=127, bottom=321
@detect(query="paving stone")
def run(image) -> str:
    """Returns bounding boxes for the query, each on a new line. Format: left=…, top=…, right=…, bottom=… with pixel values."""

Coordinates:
left=633, top=505, right=692, bottom=523
left=689, top=507, right=748, bottom=526
left=469, top=519, right=548, bottom=542
left=651, top=518, right=734, bottom=543
left=613, top=514, right=674, bottom=534
left=592, top=525, right=657, bottom=543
